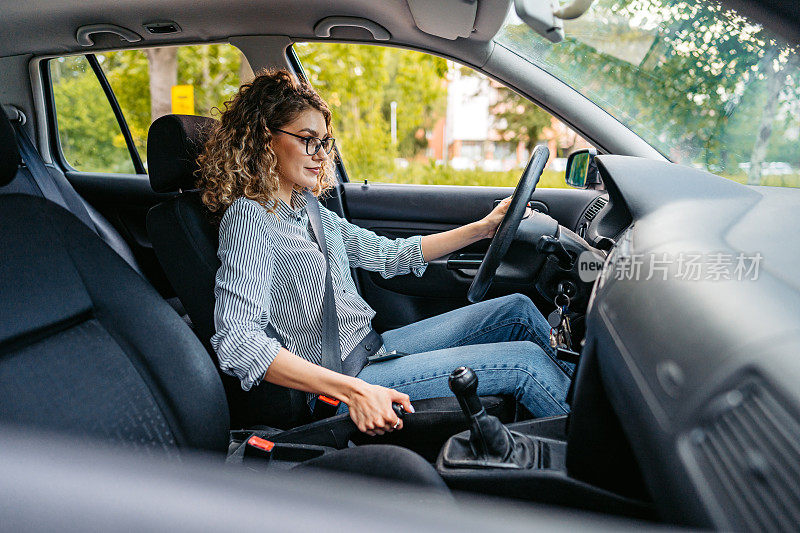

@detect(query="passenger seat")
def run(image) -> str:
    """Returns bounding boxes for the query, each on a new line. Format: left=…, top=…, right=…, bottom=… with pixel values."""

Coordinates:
left=0, top=105, right=142, bottom=274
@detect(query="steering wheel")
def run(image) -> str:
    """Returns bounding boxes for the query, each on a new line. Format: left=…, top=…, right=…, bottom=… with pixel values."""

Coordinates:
left=467, top=144, right=550, bottom=303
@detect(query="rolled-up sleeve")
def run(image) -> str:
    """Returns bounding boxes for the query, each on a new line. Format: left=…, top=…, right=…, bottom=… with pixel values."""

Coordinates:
left=210, top=201, right=281, bottom=391
left=325, top=208, right=428, bottom=279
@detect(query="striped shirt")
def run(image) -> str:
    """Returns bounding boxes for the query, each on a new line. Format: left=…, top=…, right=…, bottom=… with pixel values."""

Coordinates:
left=210, top=188, right=428, bottom=391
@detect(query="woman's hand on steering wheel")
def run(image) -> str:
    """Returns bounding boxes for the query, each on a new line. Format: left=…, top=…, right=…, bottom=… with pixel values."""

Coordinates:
left=479, top=197, right=533, bottom=239
left=467, top=145, right=550, bottom=304
left=478, top=197, right=512, bottom=239
left=345, top=380, right=414, bottom=436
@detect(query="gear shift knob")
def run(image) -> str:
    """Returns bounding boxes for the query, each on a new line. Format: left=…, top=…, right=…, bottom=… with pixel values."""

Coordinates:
left=449, top=366, right=485, bottom=421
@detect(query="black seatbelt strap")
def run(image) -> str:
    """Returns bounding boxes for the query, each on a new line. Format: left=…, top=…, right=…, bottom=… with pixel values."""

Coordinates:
left=11, top=120, right=98, bottom=235
left=303, top=189, right=343, bottom=375
left=304, top=189, right=347, bottom=421
left=12, top=121, right=69, bottom=211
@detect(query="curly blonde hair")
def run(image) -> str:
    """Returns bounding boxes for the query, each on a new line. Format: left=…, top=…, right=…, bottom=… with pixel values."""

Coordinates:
left=197, top=68, right=336, bottom=218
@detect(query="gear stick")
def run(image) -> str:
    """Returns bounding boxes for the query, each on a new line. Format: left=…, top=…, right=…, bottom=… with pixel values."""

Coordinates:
left=449, top=366, right=513, bottom=460
left=442, top=366, right=537, bottom=469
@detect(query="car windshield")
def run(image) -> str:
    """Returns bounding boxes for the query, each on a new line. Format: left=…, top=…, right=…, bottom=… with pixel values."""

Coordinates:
left=496, top=0, right=800, bottom=188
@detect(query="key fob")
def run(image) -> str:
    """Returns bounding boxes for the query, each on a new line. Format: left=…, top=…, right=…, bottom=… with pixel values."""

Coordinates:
left=547, top=309, right=562, bottom=328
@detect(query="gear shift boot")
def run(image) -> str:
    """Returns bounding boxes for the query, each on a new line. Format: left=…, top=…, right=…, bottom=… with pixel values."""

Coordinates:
left=441, top=427, right=539, bottom=469
left=442, top=366, right=540, bottom=469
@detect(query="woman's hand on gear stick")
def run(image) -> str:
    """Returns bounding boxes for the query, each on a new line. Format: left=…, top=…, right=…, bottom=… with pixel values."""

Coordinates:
left=344, top=380, right=414, bottom=436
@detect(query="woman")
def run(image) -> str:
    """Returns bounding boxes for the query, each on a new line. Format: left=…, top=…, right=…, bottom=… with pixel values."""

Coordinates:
left=199, top=69, right=572, bottom=436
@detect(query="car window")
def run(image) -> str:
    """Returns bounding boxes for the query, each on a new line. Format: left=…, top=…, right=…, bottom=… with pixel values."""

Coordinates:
left=50, top=56, right=137, bottom=174
left=49, top=43, right=251, bottom=174
left=496, top=0, right=800, bottom=188
left=293, top=43, right=590, bottom=188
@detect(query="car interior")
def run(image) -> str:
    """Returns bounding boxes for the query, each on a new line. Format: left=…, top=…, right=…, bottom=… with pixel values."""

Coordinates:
left=0, top=0, right=798, bottom=530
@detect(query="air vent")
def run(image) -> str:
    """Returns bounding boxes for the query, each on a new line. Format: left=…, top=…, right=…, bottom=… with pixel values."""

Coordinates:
left=584, top=196, right=608, bottom=221
left=686, top=378, right=800, bottom=531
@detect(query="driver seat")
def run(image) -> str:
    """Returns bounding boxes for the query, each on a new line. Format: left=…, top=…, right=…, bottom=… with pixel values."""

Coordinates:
left=146, top=114, right=308, bottom=429
left=145, top=114, right=516, bottom=431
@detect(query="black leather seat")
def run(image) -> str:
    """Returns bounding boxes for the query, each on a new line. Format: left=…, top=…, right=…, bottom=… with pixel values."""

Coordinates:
left=0, top=108, right=446, bottom=489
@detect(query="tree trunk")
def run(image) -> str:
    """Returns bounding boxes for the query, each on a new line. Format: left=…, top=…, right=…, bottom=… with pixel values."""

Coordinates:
left=747, top=53, right=798, bottom=185
left=200, top=46, right=210, bottom=113
left=146, top=47, right=178, bottom=123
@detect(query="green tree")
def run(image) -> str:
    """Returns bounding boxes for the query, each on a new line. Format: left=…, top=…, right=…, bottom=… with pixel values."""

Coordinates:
left=383, top=50, right=448, bottom=158
left=295, top=43, right=448, bottom=180
left=298, top=43, right=394, bottom=179
left=177, top=44, right=245, bottom=116
left=499, top=0, right=799, bottom=182
left=492, top=86, right=553, bottom=152
left=51, top=56, right=134, bottom=173
left=100, top=50, right=151, bottom=151
left=51, top=45, right=246, bottom=172
left=745, top=51, right=799, bottom=184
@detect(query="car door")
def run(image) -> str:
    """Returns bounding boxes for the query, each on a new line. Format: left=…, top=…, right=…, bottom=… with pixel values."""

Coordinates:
left=293, top=43, right=605, bottom=331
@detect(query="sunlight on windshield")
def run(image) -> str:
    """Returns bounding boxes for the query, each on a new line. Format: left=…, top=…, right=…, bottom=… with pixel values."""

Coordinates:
left=496, top=0, right=800, bottom=188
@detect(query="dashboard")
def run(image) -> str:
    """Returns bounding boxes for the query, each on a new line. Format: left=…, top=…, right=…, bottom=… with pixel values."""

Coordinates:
left=580, top=155, right=800, bottom=529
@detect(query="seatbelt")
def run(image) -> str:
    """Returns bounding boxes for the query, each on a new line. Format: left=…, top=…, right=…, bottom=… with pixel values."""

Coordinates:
left=11, top=120, right=98, bottom=235
left=303, top=189, right=343, bottom=375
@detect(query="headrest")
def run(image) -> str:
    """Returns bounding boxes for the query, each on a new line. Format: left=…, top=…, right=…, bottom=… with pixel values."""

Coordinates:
left=147, top=114, right=218, bottom=193
left=0, top=108, right=21, bottom=187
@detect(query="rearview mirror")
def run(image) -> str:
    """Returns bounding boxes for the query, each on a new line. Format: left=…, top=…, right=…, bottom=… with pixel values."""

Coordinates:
left=513, top=0, right=596, bottom=44
left=513, top=0, right=564, bottom=43
left=565, top=148, right=600, bottom=189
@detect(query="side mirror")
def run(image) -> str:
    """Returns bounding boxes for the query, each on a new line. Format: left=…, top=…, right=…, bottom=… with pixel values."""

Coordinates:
left=565, top=148, right=600, bottom=189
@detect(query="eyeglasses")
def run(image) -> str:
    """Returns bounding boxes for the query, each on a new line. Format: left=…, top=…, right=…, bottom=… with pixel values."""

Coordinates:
left=272, top=128, right=336, bottom=156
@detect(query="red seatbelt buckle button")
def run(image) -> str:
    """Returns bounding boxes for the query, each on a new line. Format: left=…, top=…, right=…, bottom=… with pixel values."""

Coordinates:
left=244, top=435, right=275, bottom=466
left=247, top=436, right=275, bottom=452
left=318, top=395, right=340, bottom=407
left=313, top=395, right=341, bottom=420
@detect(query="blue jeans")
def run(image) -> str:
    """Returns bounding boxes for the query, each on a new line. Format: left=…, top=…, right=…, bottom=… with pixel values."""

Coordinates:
left=354, top=293, right=573, bottom=418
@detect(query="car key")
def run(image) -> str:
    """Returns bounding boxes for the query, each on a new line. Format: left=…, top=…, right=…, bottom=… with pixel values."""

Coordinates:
left=547, top=307, right=563, bottom=328
left=549, top=327, right=559, bottom=348
left=561, top=314, right=573, bottom=351
left=560, top=301, right=572, bottom=350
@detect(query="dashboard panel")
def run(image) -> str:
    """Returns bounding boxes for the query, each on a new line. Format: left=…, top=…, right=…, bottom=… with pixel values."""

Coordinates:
left=581, top=155, right=800, bottom=529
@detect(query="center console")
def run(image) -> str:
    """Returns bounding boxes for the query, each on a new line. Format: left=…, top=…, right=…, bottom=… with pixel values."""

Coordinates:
left=227, top=362, right=655, bottom=521
left=433, top=366, right=652, bottom=519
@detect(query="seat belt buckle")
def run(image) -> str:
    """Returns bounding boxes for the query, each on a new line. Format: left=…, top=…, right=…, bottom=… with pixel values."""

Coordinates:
left=313, top=394, right=341, bottom=420
left=556, top=346, right=580, bottom=365
left=243, top=435, right=275, bottom=467
left=366, top=350, right=408, bottom=364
